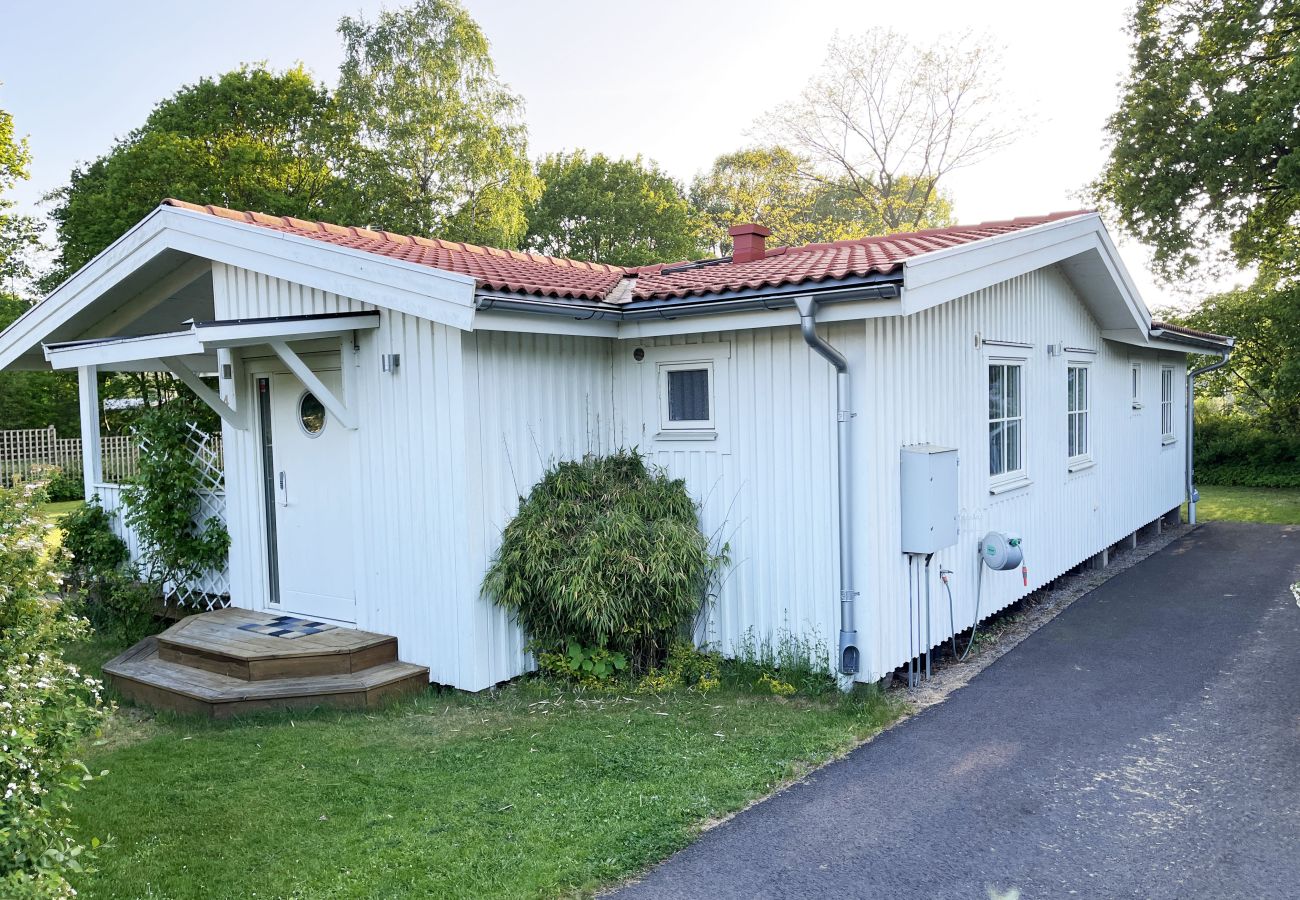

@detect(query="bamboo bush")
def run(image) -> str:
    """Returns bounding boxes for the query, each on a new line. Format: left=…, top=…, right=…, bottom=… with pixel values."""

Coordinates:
left=483, top=450, right=726, bottom=671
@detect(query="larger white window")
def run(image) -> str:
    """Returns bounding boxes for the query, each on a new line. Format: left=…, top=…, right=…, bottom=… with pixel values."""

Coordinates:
left=1161, top=366, right=1176, bottom=441
left=1067, top=364, right=1090, bottom=461
left=988, top=361, right=1024, bottom=479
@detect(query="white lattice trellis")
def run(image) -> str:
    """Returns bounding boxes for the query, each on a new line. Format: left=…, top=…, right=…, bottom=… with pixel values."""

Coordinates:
left=134, top=423, right=231, bottom=611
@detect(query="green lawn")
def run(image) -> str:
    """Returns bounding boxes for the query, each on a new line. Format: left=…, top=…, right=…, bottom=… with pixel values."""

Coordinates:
left=38, top=499, right=82, bottom=523
left=68, top=662, right=902, bottom=899
left=1183, top=484, right=1300, bottom=525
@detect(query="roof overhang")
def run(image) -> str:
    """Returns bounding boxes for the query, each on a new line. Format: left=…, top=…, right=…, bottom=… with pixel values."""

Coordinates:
left=0, top=203, right=475, bottom=372
left=43, top=311, right=380, bottom=372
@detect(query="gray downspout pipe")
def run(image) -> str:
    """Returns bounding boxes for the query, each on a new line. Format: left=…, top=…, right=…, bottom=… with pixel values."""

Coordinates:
left=794, top=296, right=859, bottom=680
left=1186, top=350, right=1231, bottom=524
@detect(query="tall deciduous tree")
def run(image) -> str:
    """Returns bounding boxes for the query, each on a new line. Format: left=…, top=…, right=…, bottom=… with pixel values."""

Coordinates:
left=0, top=92, right=42, bottom=290
left=690, top=146, right=954, bottom=254
left=525, top=152, right=702, bottom=266
left=1093, top=0, right=1300, bottom=278
left=45, top=65, right=357, bottom=287
left=336, top=0, right=539, bottom=247
left=756, top=29, right=1011, bottom=233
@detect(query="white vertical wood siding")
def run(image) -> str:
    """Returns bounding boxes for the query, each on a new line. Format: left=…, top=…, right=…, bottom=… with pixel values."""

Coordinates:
left=461, top=331, right=615, bottom=687
left=213, top=264, right=480, bottom=688
left=855, top=266, right=1186, bottom=680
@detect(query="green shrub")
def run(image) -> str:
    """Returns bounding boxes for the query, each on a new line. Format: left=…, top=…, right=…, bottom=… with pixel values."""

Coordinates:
left=637, top=641, right=721, bottom=694
left=723, top=627, right=837, bottom=697
left=60, top=499, right=128, bottom=587
left=483, top=450, right=726, bottom=670
left=1193, top=405, right=1300, bottom=488
left=0, top=480, right=108, bottom=898
left=537, top=641, right=628, bottom=685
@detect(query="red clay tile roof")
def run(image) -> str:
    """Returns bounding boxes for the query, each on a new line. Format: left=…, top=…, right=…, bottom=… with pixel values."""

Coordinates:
left=1151, top=321, right=1233, bottom=344
left=163, top=199, right=1092, bottom=304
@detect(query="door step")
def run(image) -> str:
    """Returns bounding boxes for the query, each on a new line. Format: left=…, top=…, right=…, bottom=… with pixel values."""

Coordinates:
left=156, top=607, right=397, bottom=680
left=104, top=609, right=429, bottom=719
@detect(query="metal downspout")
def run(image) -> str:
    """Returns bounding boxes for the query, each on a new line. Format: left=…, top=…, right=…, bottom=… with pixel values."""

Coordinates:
left=794, top=296, right=859, bottom=681
left=1186, top=351, right=1231, bottom=524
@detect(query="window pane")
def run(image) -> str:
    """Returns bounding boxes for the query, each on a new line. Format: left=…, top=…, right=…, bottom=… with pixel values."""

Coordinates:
left=1067, top=367, right=1077, bottom=411
left=1080, top=412, right=1088, bottom=454
left=667, top=369, right=710, bottom=422
left=1079, top=368, right=1088, bottom=409
left=1006, top=420, right=1021, bottom=471
left=1006, top=365, right=1021, bottom=417
left=989, top=421, right=1004, bottom=475
left=1068, top=414, right=1077, bottom=456
left=989, top=365, right=1005, bottom=419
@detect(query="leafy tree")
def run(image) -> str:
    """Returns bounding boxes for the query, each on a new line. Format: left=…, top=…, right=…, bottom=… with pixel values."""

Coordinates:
left=755, top=29, right=1008, bottom=232
left=0, top=93, right=42, bottom=291
left=45, top=65, right=358, bottom=285
left=1168, top=279, right=1300, bottom=434
left=336, top=0, right=540, bottom=247
left=525, top=151, right=702, bottom=266
left=690, top=146, right=954, bottom=254
left=0, top=298, right=78, bottom=431
left=1093, top=0, right=1300, bottom=278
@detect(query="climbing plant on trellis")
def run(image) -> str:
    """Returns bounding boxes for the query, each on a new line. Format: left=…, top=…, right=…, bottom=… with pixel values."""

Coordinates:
left=123, top=411, right=231, bottom=612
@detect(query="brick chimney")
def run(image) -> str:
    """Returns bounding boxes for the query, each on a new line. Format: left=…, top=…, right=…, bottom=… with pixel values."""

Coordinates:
left=729, top=223, right=772, bottom=264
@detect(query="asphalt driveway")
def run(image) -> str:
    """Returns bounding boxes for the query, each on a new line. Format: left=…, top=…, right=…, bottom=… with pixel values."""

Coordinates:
left=617, top=523, right=1300, bottom=899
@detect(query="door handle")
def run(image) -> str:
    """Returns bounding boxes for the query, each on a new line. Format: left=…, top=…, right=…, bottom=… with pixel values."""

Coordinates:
left=278, top=470, right=288, bottom=507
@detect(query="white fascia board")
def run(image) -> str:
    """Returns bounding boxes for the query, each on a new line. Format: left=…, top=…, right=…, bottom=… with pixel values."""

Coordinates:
left=45, top=331, right=203, bottom=369
left=195, top=312, right=381, bottom=348
left=0, top=205, right=479, bottom=372
left=471, top=309, right=619, bottom=338
left=612, top=296, right=903, bottom=340
left=900, top=214, right=1152, bottom=336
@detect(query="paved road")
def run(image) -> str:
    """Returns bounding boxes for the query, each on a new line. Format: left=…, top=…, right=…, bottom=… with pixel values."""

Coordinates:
left=617, top=523, right=1300, bottom=899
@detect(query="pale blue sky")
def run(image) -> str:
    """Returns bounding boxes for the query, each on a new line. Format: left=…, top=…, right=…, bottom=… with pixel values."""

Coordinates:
left=0, top=0, right=1241, bottom=308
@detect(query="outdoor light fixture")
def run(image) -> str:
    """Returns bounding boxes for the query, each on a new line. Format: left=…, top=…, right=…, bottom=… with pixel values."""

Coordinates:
left=381, top=353, right=401, bottom=373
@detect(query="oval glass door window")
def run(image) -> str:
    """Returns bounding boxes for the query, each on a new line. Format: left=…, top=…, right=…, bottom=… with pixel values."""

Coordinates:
left=298, top=392, right=327, bottom=437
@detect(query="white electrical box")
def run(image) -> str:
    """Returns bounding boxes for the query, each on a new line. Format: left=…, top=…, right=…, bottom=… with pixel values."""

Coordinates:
left=900, top=444, right=959, bottom=553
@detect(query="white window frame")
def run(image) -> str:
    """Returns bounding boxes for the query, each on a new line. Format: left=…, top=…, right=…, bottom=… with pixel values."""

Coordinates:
left=1130, top=362, right=1143, bottom=410
left=1161, top=365, right=1177, bottom=443
left=1067, top=361, right=1093, bottom=471
left=657, top=359, right=716, bottom=436
left=987, top=355, right=1029, bottom=492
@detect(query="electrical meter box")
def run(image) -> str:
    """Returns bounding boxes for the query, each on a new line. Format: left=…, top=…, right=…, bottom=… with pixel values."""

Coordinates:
left=900, top=444, right=959, bottom=553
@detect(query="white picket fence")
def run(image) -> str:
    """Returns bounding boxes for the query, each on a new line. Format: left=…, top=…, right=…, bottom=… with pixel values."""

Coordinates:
left=0, top=426, right=142, bottom=483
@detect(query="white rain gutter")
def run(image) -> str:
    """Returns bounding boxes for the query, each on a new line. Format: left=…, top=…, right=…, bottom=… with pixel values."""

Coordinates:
left=794, top=295, right=859, bottom=681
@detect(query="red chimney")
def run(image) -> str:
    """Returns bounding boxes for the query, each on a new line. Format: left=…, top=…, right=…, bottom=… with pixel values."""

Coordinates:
left=729, top=223, right=772, bottom=264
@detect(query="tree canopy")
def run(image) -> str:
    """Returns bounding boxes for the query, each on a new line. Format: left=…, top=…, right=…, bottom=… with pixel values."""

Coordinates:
left=525, top=152, right=702, bottom=266
left=45, top=65, right=358, bottom=286
left=755, top=29, right=1005, bottom=233
left=0, top=93, right=42, bottom=289
left=1093, top=0, right=1300, bottom=278
left=337, top=0, right=539, bottom=247
left=690, top=146, right=953, bottom=254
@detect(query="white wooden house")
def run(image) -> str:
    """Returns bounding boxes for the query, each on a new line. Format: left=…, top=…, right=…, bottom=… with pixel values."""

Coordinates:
left=0, top=201, right=1232, bottom=697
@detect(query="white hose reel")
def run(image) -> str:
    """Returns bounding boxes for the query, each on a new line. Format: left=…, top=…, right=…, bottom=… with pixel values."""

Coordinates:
left=979, top=531, right=1023, bottom=571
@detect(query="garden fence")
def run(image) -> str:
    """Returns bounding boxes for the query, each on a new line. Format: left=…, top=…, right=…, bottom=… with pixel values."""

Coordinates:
left=0, top=425, right=222, bottom=485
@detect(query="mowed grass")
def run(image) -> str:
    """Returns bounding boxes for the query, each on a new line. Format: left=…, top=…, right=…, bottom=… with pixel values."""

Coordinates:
left=1183, top=485, right=1300, bottom=525
left=37, top=498, right=81, bottom=523
left=69, top=675, right=903, bottom=899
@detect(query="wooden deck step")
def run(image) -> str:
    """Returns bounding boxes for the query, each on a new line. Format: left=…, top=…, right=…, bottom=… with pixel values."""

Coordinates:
left=105, top=636, right=429, bottom=719
left=155, top=607, right=398, bottom=681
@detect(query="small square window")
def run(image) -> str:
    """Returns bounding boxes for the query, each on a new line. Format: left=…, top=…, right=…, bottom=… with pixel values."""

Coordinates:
left=667, top=369, right=710, bottom=422
left=658, top=361, right=715, bottom=433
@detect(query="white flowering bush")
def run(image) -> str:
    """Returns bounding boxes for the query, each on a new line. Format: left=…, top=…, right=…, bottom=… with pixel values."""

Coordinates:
left=0, top=480, right=107, bottom=898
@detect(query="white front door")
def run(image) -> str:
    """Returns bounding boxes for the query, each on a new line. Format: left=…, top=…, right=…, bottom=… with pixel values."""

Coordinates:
left=258, top=370, right=357, bottom=623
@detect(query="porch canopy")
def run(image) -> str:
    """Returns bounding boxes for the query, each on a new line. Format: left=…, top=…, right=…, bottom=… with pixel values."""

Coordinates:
left=43, top=310, right=380, bottom=433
